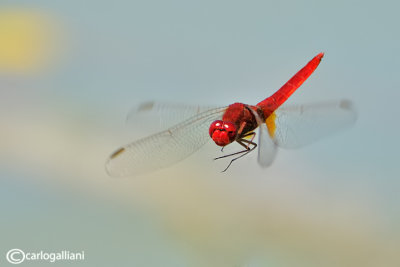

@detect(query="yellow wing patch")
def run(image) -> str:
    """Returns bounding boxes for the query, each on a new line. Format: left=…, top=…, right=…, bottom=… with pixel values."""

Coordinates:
left=266, top=112, right=277, bottom=138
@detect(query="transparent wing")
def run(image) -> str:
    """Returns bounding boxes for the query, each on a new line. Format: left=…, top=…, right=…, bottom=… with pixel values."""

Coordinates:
left=106, top=107, right=226, bottom=177
left=270, top=99, right=357, bottom=149
left=127, top=101, right=220, bottom=131
left=257, top=120, right=278, bottom=167
left=249, top=107, right=277, bottom=167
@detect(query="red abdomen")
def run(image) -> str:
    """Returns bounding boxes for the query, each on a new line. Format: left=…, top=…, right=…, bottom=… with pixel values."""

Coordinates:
left=257, top=52, right=324, bottom=118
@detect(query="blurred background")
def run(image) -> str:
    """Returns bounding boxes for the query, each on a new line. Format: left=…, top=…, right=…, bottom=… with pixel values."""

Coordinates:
left=0, top=1, right=399, bottom=266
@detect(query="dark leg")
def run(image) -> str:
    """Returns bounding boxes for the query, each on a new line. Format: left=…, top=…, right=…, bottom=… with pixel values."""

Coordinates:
left=214, top=133, right=256, bottom=160
left=214, top=134, right=258, bottom=172
left=241, top=132, right=256, bottom=149
left=220, top=139, right=257, bottom=172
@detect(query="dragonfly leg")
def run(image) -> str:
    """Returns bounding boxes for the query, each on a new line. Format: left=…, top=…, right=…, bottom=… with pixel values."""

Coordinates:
left=220, top=138, right=257, bottom=172
left=214, top=133, right=255, bottom=160
left=241, top=131, right=256, bottom=149
left=214, top=134, right=257, bottom=172
left=217, top=131, right=255, bottom=156
left=214, top=132, right=256, bottom=159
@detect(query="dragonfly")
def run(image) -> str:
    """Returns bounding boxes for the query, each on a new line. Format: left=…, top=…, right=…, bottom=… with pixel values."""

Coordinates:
left=106, top=53, right=356, bottom=177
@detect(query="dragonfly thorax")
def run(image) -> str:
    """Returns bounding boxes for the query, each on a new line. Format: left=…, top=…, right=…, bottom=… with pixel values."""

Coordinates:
left=209, top=120, right=237, bottom=146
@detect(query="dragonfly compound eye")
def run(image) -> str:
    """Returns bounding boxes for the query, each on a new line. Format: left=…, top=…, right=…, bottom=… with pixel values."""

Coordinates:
left=209, top=120, right=224, bottom=137
left=223, top=122, right=237, bottom=139
left=209, top=120, right=237, bottom=146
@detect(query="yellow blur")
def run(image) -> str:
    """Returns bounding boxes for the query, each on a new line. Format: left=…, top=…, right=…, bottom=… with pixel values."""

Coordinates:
left=0, top=9, right=57, bottom=73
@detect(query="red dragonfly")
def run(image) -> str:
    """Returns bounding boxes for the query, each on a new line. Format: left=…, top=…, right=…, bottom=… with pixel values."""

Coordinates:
left=106, top=53, right=356, bottom=176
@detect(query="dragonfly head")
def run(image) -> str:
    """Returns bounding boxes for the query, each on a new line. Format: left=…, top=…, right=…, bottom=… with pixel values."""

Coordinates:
left=209, top=120, right=237, bottom=146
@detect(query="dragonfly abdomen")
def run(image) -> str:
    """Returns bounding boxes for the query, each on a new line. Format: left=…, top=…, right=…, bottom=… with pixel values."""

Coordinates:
left=257, top=52, right=324, bottom=118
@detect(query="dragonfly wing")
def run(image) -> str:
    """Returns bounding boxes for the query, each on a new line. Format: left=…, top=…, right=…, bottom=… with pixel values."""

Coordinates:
left=106, top=107, right=226, bottom=177
left=257, top=121, right=278, bottom=167
left=269, top=99, right=357, bottom=149
left=127, top=101, right=220, bottom=131
left=249, top=107, right=277, bottom=167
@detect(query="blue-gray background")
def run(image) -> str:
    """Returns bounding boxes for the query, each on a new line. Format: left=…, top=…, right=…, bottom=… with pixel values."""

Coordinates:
left=0, top=1, right=399, bottom=266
